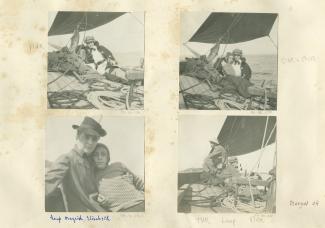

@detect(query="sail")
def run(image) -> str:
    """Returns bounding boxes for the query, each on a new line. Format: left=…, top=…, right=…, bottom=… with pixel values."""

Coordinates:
left=48, top=11, right=125, bottom=36
left=218, top=116, right=276, bottom=156
left=189, top=13, right=277, bottom=44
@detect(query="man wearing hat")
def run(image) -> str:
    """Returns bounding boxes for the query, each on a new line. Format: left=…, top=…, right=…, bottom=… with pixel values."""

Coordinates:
left=232, top=48, right=252, bottom=80
left=205, top=138, right=227, bottom=170
left=201, top=138, right=228, bottom=185
left=45, top=116, right=107, bottom=212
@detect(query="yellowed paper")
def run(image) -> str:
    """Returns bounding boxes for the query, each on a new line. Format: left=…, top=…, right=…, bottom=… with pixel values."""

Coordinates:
left=0, top=0, right=324, bottom=227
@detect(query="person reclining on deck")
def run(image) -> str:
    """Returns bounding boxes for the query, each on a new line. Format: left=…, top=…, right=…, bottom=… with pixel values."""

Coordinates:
left=76, top=36, right=118, bottom=75
left=91, top=143, right=145, bottom=212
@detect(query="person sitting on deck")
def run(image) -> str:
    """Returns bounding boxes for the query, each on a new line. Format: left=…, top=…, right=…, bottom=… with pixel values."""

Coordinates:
left=232, top=49, right=252, bottom=81
left=210, top=49, right=254, bottom=98
left=91, top=143, right=145, bottom=212
left=201, top=138, right=240, bottom=185
left=214, top=52, right=236, bottom=77
left=76, top=36, right=118, bottom=75
left=201, top=138, right=228, bottom=185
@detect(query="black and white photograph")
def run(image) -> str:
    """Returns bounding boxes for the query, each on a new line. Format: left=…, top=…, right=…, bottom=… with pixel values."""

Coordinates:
left=178, top=115, right=276, bottom=213
left=179, top=12, right=278, bottom=110
left=47, top=11, right=144, bottom=110
left=45, top=116, right=145, bottom=212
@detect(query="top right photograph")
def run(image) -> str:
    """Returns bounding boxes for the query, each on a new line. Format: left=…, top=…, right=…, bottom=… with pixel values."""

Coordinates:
left=179, top=12, right=278, bottom=110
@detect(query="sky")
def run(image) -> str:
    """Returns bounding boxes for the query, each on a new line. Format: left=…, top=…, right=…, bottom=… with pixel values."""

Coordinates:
left=180, top=12, right=278, bottom=58
left=46, top=116, right=144, bottom=178
left=178, top=115, right=276, bottom=176
left=48, top=12, right=144, bottom=66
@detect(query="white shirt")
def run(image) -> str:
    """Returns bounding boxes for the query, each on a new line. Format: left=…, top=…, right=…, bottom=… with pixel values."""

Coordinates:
left=232, top=62, right=242, bottom=77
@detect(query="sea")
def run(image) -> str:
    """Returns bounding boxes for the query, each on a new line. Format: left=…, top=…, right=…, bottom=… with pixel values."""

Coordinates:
left=114, top=52, right=144, bottom=68
left=244, top=54, right=278, bottom=87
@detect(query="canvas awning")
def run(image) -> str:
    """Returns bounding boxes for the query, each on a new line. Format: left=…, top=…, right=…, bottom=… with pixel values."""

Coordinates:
left=218, top=116, right=276, bottom=156
left=189, top=13, right=278, bottom=44
left=48, top=11, right=125, bottom=36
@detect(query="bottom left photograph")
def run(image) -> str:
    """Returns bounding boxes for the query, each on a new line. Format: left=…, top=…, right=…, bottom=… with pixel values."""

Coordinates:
left=45, top=115, right=145, bottom=212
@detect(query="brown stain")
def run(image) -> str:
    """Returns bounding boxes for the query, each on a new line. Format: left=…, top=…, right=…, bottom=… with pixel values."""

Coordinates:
left=224, top=0, right=239, bottom=4
left=2, top=56, right=6, bottom=61
left=0, top=72, right=7, bottom=79
left=145, top=188, right=151, bottom=195
left=34, top=24, right=46, bottom=33
left=103, top=2, right=119, bottom=8
left=161, top=52, right=170, bottom=60
left=24, top=40, right=42, bottom=55
left=1, top=0, right=24, bottom=16
left=0, top=133, right=10, bottom=141
left=148, top=128, right=155, bottom=142
left=0, top=151, right=10, bottom=157
left=168, top=10, right=180, bottom=46
left=66, top=0, right=119, bottom=10
left=39, top=26, right=46, bottom=33
left=169, top=92, right=176, bottom=100
left=146, top=146, right=155, bottom=155
left=6, top=103, right=45, bottom=129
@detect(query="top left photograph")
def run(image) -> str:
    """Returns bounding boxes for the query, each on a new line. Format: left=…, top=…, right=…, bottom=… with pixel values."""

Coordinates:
left=47, top=11, right=144, bottom=110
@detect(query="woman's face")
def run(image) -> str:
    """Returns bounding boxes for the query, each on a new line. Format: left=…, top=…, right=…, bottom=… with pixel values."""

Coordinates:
left=93, top=146, right=109, bottom=169
left=227, top=55, right=234, bottom=63
left=234, top=55, right=241, bottom=62
left=87, top=41, right=95, bottom=49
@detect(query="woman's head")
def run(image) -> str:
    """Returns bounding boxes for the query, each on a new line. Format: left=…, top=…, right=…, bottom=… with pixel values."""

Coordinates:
left=92, top=143, right=110, bottom=169
left=226, top=54, right=234, bottom=64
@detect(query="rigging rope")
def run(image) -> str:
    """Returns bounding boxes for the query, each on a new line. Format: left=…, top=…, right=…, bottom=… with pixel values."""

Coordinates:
left=211, top=14, right=243, bottom=67
left=251, top=121, right=277, bottom=172
left=128, top=12, right=144, bottom=26
left=81, top=13, right=88, bottom=44
left=261, top=117, right=269, bottom=149
left=268, top=35, right=278, bottom=49
left=183, top=42, right=201, bottom=57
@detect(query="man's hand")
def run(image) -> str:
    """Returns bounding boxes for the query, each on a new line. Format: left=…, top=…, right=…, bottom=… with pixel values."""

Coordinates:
left=97, top=194, right=109, bottom=207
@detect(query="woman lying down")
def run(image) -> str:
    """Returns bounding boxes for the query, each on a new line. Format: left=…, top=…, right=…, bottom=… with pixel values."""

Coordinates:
left=91, top=143, right=145, bottom=212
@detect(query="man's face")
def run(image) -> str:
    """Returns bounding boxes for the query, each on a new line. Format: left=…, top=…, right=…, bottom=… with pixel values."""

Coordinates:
left=92, top=146, right=109, bottom=169
left=76, top=130, right=100, bottom=155
left=210, top=142, right=218, bottom=148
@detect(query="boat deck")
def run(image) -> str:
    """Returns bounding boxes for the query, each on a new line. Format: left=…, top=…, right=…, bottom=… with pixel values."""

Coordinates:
left=47, top=71, right=144, bottom=109
left=179, top=74, right=277, bottom=110
left=178, top=183, right=235, bottom=213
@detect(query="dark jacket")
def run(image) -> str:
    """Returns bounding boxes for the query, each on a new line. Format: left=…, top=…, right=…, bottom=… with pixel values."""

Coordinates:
left=76, top=44, right=116, bottom=65
left=45, top=148, right=104, bottom=212
left=240, top=60, right=252, bottom=81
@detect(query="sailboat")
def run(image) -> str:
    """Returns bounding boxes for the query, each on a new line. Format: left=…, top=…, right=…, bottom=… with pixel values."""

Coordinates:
left=179, top=13, right=278, bottom=110
left=47, top=11, right=144, bottom=110
left=178, top=116, right=277, bottom=213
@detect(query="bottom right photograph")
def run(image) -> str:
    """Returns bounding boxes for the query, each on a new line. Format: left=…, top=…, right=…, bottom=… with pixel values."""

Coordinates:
left=178, top=115, right=276, bottom=213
